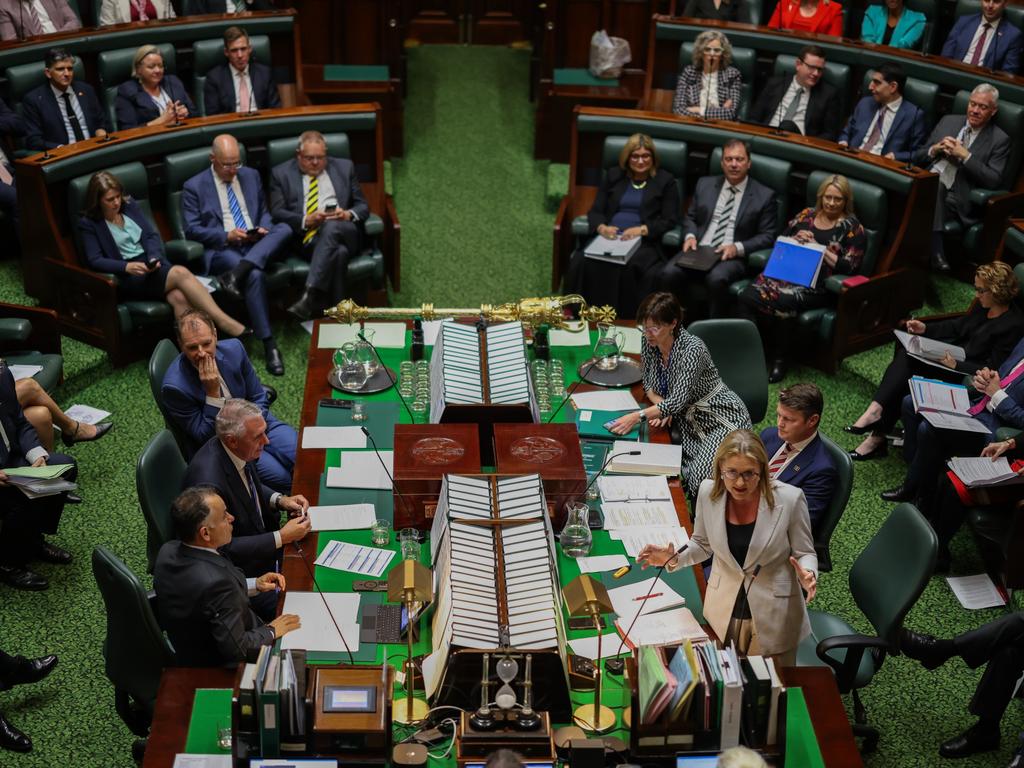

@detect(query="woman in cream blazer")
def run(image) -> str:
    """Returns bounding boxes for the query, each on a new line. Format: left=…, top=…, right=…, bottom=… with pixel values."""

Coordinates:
left=639, top=429, right=817, bottom=666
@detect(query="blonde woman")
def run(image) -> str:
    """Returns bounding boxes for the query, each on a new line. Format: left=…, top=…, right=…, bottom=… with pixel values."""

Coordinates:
left=672, top=31, right=742, bottom=120
left=638, top=429, right=817, bottom=667
left=114, top=45, right=195, bottom=129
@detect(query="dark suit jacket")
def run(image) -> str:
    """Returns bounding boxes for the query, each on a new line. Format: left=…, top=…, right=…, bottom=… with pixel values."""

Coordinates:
left=838, top=95, right=927, bottom=162
left=914, top=115, right=1011, bottom=226
left=77, top=199, right=163, bottom=273
left=22, top=81, right=108, bottom=150
left=682, top=175, right=778, bottom=255
left=183, top=437, right=280, bottom=577
left=114, top=75, right=196, bottom=129
left=748, top=74, right=841, bottom=141
left=153, top=540, right=274, bottom=666
left=0, top=95, right=24, bottom=142
left=203, top=61, right=280, bottom=115
left=976, top=336, right=1024, bottom=435
left=941, top=13, right=1022, bottom=73
left=586, top=167, right=679, bottom=241
left=269, top=156, right=369, bottom=239
left=161, top=338, right=275, bottom=456
left=760, top=426, right=838, bottom=532
left=0, top=362, right=42, bottom=466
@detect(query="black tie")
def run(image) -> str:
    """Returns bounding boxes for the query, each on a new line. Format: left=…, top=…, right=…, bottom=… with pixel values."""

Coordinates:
left=245, top=465, right=265, bottom=532
left=61, top=92, right=85, bottom=142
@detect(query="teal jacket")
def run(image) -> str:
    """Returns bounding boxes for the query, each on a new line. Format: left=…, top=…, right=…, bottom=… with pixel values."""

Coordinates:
left=861, top=4, right=926, bottom=49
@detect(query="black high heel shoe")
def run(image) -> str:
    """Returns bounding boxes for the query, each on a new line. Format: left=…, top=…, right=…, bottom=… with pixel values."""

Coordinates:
left=849, top=441, right=888, bottom=461
left=61, top=420, right=113, bottom=447
left=843, top=420, right=880, bottom=436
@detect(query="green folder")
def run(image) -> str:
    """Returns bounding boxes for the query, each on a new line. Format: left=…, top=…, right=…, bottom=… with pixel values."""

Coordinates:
left=4, top=463, right=74, bottom=479
left=575, top=409, right=639, bottom=440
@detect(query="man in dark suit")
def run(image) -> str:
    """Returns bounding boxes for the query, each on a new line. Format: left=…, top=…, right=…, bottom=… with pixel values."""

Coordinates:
left=658, top=139, right=777, bottom=318
left=153, top=486, right=300, bottom=667
left=914, top=82, right=1010, bottom=272
left=0, top=361, right=76, bottom=591
left=0, top=649, right=57, bottom=753
left=759, top=383, right=838, bottom=533
left=162, top=308, right=297, bottom=492
left=269, top=130, right=370, bottom=320
left=748, top=45, right=841, bottom=141
left=0, top=97, right=23, bottom=234
left=182, top=398, right=310, bottom=619
left=900, top=614, right=1024, bottom=761
left=838, top=63, right=926, bottom=163
left=182, top=133, right=292, bottom=375
left=22, top=48, right=108, bottom=151
left=203, top=26, right=281, bottom=116
left=941, top=0, right=1021, bottom=73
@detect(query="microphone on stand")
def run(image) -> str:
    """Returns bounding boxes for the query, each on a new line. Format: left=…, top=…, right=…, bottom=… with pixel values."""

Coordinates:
left=564, top=449, right=640, bottom=529
left=545, top=353, right=611, bottom=424
left=357, top=330, right=415, bottom=423
left=360, top=425, right=416, bottom=526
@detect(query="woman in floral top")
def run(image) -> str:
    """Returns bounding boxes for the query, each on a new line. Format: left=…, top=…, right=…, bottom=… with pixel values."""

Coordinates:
left=738, top=174, right=866, bottom=383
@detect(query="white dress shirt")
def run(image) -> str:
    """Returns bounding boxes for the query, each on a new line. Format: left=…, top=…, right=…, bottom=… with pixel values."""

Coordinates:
left=699, top=71, right=722, bottom=114
left=964, top=16, right=1001, bottom=65
left=860, top=97, right=903, bottom=155
left=50, top=83, right=90, bottom=143
left=771, top=76, right=810, bottom=135
left=223, top=443, right=282, bottom=547
left=302, top=170, right=339, bottom=214
left=768, top=431, right=818, bottom=476
left=30, top=0, right=57, bottom=33
left=696, top=175, right=749, bottom=254
left=931, top=122, right=975, bottom=189
left=211, top=167, right=254, bottom=232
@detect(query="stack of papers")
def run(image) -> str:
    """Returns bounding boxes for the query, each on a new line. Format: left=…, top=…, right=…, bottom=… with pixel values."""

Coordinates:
left=946, top=574, right=1006, bottom=609
left=909, top=376, right=989, bottom=434
left=601, top=501, right=679, bottom=530
left=608, top=440, right=683, bottom=476
left=64, top=404, right=111, bottom=425
left=607, top=576, right=686, bottom=619
left=947, top=456, right=1024, bottom=488
left=598, top=475, right=672, bottom=502
left=307, top=504, right=376, bottom=531
left=611, top=527, right=690, bottom=558
left=325, top=451, right=393, bottom=489
left=301, top=426, right=367, bottom=449
left=280, top=592, right=361, bottom=653
left=4, top=463, right=77, bottom=498
left=616, top=607, right=708, bottom=648
left=570, top=390, right=638, bottom=412
left=315, top=540, right=395, bottom=577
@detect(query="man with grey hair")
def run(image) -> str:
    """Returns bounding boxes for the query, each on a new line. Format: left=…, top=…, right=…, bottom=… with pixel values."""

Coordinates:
left=182, top=398, right=311, bottom=620
left=914, top=83, right=1009, bottom=272
left=269, top=129, right=369, bottom=321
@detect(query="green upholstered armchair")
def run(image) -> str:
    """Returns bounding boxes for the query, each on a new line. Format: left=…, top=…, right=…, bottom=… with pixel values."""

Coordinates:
left=136, top=430, right=186, bottom=573
left=191, top=35, right=272, bottom=117
left=814, top=434, right=854, bottom=573
left=687, top=318, right=768, bottom=423
left=5, top=58, right=86, bottom=156
left=96, top=43, right=179, bottom=131
left=0, top=303, right=63, bottom=393
left=771, top=54, right=852, bottom=118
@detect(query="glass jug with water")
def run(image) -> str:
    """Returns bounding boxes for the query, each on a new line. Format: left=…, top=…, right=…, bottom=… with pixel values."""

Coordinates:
left=559, top=503, right=593, bottom=558
left=333, top=342, right=368, bottom=390
left=592, top=323, right=624, bottom=372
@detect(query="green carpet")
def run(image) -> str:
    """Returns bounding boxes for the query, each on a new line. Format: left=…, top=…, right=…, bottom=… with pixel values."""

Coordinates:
left=0, top=45, right=1018, bottom=768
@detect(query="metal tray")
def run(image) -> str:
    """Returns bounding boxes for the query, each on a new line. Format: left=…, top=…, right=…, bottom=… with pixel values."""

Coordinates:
left=328, top=365, right=398, bottom=394
left=577, top=356, right=642, bottom=387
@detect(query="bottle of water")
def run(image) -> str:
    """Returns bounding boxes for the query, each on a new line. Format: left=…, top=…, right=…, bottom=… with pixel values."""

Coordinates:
left=560, top=503, right=593, bottom=558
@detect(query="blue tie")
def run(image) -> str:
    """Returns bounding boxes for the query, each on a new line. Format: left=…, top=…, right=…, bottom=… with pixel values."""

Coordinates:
left=226, top=184, right=247, bottom=230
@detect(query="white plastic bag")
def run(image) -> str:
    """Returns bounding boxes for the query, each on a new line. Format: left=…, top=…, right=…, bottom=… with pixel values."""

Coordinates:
left=589, top=29, right=632, bottom=79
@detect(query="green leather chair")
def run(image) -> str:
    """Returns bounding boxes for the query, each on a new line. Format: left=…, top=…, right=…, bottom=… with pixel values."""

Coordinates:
left=687, top=318, right=768, bottom=423
left=265, top=133, right=387, bottom=297
left=191, top=35, right=272, bottom=116
left=91, top=546, right=175, bottom=736
left=136, top=430, right=186, bottom=573
left=0, top=303, right=63, bottom=393
left=96, top=43, right=178, bottom=130
left=858, top=71, right=941, bottom=128
left=814, top=434, right=854, bottom=572
left=905, top=0, right=938, bottom=53
left=772, top=54, right=852, bottom=118
left=678, top=43, right=757, bottom=120
left=797, top=503, right=936, bottom=753
left=148, top=339, right=192, bottom=458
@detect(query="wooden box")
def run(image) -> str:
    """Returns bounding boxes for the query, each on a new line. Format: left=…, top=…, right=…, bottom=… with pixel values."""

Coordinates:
left=393, top=423, right=482, bottom=530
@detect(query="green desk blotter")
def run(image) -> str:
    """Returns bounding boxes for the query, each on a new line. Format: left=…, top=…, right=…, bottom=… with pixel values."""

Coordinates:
left=323, top=64, right=390, bottom=81
left=184, top=688, right=232, bottom=754
left=553, top=68, right=620, bottom=87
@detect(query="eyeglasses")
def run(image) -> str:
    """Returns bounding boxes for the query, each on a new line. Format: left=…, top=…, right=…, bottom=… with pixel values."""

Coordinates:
left=822, top=195, right=845, bottom=204
left=299, top=154, right=327, bottom=163
left=637, top=324, right=666, bottom=333
left=797, top=58, right=824, bottom=73
left=217, top=160, right=243, bottom=169
left=974, top=285, right=991, bottom=295
left=722, top=469, right=760, bottom=483
left=630, top=152, right=652, bottom=161
left=704, top=47, right=724, bottom=56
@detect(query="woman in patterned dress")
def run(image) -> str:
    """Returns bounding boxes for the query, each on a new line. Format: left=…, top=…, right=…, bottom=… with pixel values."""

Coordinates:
left=738, top=174, right=866, bottom=383
left=609, top=292, right=752, bottom=497
left=673, top=30, right=743, bottom=121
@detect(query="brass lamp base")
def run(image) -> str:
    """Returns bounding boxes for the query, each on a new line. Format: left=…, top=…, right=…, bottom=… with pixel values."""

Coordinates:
left=573, top=703, right=616, bottom=733
left=621, top=708, right=631, bottom=728
left=392, top=695, right=430, bottom=725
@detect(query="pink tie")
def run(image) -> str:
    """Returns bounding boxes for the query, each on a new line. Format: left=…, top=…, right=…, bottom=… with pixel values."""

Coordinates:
left=237, top=74, right=250, bottom=113
left=970, top=23, right=991, bottom=66
left=0, top=159, right=11, bottom=186
left=968, top=361, right=1024, bottom=416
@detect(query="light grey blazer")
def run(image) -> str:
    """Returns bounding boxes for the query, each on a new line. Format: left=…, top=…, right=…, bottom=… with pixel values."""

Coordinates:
left=671, top=478, right=817, bottom=657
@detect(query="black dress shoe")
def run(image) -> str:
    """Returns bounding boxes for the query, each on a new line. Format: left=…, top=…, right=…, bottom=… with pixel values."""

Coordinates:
left=36, top=541, right=72, bottom=565
left=287, top=288, right=323, bottom=322
left=6, top=654, right=58, bottom=686
left=931, top=250, right=952, bottom=274
left=843, top=421, right=879, bottom=435
left=217, top=269, right=245, bottom=302
left=768, top=359, right=787, bottom=384
left=899, top=628, right=952, bottom=670
left=0, top=565, right=48, bottom=591
left=65, top=492, right=82, bottom=504
left=881, top=484, right=915, bottom=502
left=61, top=420, right=113, bottom=447
left=0, top=714, right=31, bottom=753
left=229, top=326, right=254, bottom=341
left=939, top=724, right=999, bottom=758
left=265, top=347, right=285, bottom=377
left=849, top=442, right=888, bottom=461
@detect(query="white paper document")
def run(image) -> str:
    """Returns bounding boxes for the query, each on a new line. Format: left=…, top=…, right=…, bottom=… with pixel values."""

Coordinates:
left=315, top=539, right=395, bottom=577
left=947, top=456, right=1024, bottom=487
left=362, top=322, right=407, bottom=348
left=946, top=574, right=1006, bottom=609
left=895, top=329, right=965, bottom=370
left=280, top=592, right=361, bottom=653
left=607, top=577, right=686, bottom=619
left=8, top=364, right=42, bottom=381
left=575, top=554, right=630, bottom=574
left=608, top=441, right=683, bottom=476
left=617, top=607, right=708, bottom=647
left=615, top=528, right=690, bottom=558
left=173, top=757, right=232, bottom=768
left=598, top=475, right=672, bottom=503
left=318, top=323, right=361, bottom=349
left=570, top=390, right=639, bottom=412
left=301, top=320, right=314, bottom=335
left=64, top=404, right=111, bottom=425
left=194, top=275, right=216, bottom=293
left=549, top=324, right=592, bottom=347
left=308, top=504, right=376, bottom=531
left=921, top=411, right=991, bottom=434
left=568, top=632, right=624, bottom=660
left=326, top=451, right=394, bottom=489
left=301, top=426, right=367, bottom=449
left=910, top=376, right=972, bottom=414
left=601, top=501, right=679, bottom=530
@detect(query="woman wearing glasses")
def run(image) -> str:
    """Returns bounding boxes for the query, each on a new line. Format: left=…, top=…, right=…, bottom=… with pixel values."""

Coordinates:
left=638, top=429, right=817, bottom=667
left=609, top=292, right=751, bottom=497
left=673, top=31, right=743, bottom=121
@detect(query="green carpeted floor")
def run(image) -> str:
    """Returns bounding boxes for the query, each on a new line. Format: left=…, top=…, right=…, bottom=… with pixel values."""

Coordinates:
left=1, top=45, right=1019, bottom=768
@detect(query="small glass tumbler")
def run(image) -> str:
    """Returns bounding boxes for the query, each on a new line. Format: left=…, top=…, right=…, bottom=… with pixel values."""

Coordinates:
left=399, top=528, right=420, bottom=560
left=217, top=718, right=232, bottom=752
left=410, top=400, right=428, bottom=421
left=371, top=519, right=391, bottom=547
left=351, top=402, right=368, bottom=422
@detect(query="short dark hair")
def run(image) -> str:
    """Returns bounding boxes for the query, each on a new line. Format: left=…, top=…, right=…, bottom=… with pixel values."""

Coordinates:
left=636, top=292, right=684, bottom=335
left=174, top=308, right=216, bottom=342
left=45, top=48, right=74, bottom=69
left=778, top=382, right=824, bottom=420
left=798, top=44, right=826, bottom=62
left=875, top=63, right=907, bottom=95
left=722, top=138, right=750, bottom=158
left=171, top=486, right=219, bottom=541
left=223, top=26, right=248, bottom=46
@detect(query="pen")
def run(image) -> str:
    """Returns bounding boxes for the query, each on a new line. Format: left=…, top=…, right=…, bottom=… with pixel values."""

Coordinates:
left=635, top=593, right=663, bottom=601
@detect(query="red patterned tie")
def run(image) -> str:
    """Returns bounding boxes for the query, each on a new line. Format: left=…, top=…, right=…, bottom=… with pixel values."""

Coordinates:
left=769, top=443, right=794, bottom=479
left=970, top=23, right=992, bottom=66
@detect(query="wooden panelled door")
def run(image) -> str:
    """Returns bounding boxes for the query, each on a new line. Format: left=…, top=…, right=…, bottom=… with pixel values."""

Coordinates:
left=403, top=0, right=533, bottom=45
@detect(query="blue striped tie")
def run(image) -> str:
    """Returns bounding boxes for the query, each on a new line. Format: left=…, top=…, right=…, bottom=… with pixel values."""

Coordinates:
left=226, top=185, right=246, bottom=230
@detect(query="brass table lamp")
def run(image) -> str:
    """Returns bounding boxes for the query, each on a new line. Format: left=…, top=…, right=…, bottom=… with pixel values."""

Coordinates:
left=387, top=558, right=433, bottom=725
left=562, top=574, right=616, bottom=733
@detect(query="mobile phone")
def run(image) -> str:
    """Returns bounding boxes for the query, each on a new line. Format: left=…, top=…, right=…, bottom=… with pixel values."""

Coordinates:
left=325, top=203, right=338, bottom=212
left=145, top=255, right=160, bottom=269
left=319, top=398, right=354, bottom=409
left=246, top=228, right=261, bottom=237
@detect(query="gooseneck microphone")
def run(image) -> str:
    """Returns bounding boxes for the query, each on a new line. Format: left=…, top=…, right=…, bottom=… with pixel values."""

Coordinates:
left=360, top=425, right=416, bottom=525
left=357, top=330, right=415, bottom=423
left=292, top=538, right=356, bottom=665
left=567, top=449, right=641, bottom=511
left=545, top=353, right=611, bottom=424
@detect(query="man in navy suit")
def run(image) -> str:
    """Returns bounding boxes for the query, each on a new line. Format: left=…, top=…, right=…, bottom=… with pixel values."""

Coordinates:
left=941, top=0, right=1021, bottom=73
left=838, top=63, right=926, bottom=162
left=658, top=139, right=778, bottom=319
left=0, top=361, right=77, bottom=591
left=182, top=133, right=292, bottom=375
left=22, top=48, right=108, bottom=151
left=0, top=97, right=23, bottom=234
left=760, top=382, right=838, bottom=534
left=203, top=26, right=281, bottom=116
left=182, top=399, right=310, bottom=620
left=162, top=308, right=297, bottom=492
left=270, top=130, right=370, bottom=320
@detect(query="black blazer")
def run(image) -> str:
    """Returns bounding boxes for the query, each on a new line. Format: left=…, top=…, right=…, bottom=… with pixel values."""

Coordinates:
left=682, top=175, right=779, bottom=254
left=114, top=75, right=196, bottom=129
left=202, top=61, right=280, bottom=115
left=748, top=74, right=841, bottom=141
left=0, top=95, right=24, bottom=143
left=153, top=541, right=275, bottom=667
left=269, top=156, right=370, bottom=238
left=0, top=363, right=41, bottom=466
left=586, top=167, right=679, bottom=242
left=926, top=303, right=1024, bottom=375
left=22, top=81, right=109, bottom=150
left=183, top=436, right=280, bottom=577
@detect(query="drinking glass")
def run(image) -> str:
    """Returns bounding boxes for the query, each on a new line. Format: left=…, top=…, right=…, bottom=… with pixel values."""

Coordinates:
left=371, top=519, right=391, bottom=547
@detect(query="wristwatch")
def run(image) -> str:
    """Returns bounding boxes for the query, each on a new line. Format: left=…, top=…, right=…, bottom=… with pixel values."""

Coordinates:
left=637, top=410, right=647, bottom=422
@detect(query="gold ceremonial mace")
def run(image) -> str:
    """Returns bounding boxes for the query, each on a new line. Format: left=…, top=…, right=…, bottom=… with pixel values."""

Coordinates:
left=323, top=296, right=617, bottom=328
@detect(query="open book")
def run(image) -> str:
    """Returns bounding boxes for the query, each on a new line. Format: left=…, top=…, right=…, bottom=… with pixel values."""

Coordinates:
left=895, top=329, right=966, bottom=372
left=909, top=376, right=991, bottom=434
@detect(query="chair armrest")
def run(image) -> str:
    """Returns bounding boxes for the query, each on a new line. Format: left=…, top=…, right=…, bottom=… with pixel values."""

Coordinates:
left=571, top=216, right=590, bottom=237
left=165, top=239, right=204, bottom=269
left=364, top=213, right=384, bottom=237
left=0, top=302, right=62, bottom=356
left=0, top=318, right=32, bottom=342
left=970, top=188, right=1010, bottom=207
left=748, top=249, right=770, bottom=272
left=816, top=633, right=892, bottom=692
left=662, top=226, right=682, bottom=249
left=825, top=275, right=849, bottom=295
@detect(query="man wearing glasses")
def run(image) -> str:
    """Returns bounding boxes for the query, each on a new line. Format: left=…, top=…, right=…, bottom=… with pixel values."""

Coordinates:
left=748, top=45, right=841, bottom=141
left=269, top=130, right=369, bottom=321
left=203, top=27, right=281, bottom=116
left=182, top=134, right=292, bottom=375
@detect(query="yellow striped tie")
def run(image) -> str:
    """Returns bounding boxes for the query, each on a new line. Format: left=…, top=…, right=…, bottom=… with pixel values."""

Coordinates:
left=302, top=176, right=319, bottom=245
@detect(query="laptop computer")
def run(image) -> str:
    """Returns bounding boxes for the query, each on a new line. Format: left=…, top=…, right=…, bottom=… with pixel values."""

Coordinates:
left=673, top=245, right=720, bottom=272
